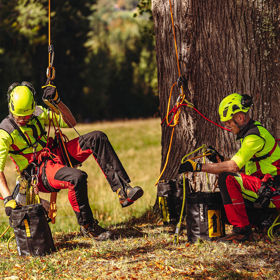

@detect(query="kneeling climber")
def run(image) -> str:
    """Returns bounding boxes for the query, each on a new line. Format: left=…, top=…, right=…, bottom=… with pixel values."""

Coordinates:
left=0, top=81, right=143, bottom=240
left=179, top=93, right=280, bottom=242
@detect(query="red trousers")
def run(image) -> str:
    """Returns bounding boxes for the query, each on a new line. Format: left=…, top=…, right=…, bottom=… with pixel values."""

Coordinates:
left=34, top=131, right=130, bottom=225
left=218, top=172, right=280, bottom=228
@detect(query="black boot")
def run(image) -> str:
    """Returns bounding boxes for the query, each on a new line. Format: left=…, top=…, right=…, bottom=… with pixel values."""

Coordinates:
left=116, top=185, right=144, bottom=207
left=80, top=221, right=112, bottom=241
left=217, top=225, right=252, bottom=243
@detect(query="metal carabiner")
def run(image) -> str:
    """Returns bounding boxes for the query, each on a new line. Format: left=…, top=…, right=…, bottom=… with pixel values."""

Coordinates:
left=46, top=66, right=56, bottom=80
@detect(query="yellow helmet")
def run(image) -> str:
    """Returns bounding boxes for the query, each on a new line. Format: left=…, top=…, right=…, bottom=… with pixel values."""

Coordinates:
left=8, top=83, right=35, bottom=116
left=219, top=93, right=252, bottom=122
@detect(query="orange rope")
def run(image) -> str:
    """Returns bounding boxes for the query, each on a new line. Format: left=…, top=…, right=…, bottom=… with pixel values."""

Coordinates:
left=155, top=0, right=186, bottom=184
left=48, top=0, right=51, bottom=67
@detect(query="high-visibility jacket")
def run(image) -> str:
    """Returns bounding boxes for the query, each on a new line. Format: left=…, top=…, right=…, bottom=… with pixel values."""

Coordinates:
left=0, top=106, right=68, bottom=172
left=231, top=119, right=280, bottom=178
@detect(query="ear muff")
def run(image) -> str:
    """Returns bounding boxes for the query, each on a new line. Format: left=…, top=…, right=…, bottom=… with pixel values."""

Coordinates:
left=21, top=81, right=36, bottom=97
left=241, top=94, right=253, bottom=108
left=7, top=82, right=20, bottom=103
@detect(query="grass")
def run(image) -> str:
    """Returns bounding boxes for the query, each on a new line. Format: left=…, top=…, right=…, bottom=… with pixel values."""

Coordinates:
left=0, top=118, right=161, bottom=232
left=0, top=118, right=279, bottom=279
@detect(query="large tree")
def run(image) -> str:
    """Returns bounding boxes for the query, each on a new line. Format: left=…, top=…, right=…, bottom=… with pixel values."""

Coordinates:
left=152, top=0, right=280, bottom=186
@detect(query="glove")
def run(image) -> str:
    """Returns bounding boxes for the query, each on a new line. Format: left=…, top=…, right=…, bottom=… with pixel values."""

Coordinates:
left=178, top=159, right=202, bottom=173
left=4, top=195, right=19, bottom=216
left=42, top=81, right=60, bottom=105
left=205, top=146, right=224, bottom=163
left=177, top=75, right=188, bottom=90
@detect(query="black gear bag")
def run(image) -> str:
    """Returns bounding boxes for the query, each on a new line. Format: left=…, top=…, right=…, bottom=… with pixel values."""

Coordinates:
left=186, top=190, right=225, bottom=243
left=157, top=178, right=187, bottom=225
left=9, top=204, right=56, bottom=256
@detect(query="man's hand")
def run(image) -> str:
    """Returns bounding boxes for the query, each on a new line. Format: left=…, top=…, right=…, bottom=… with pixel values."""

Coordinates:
left=4, top=195, right=19, bottom=216
left=205, top=146, right=224, bottom=163
left=42, top=81, right=60, bottom=105
left=178, top=159, right=202, bottom=173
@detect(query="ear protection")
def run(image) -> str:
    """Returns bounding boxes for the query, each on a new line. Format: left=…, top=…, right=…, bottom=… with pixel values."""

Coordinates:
left=241, top=94, right=253, bottom=108
left=7, top=81, right=36, bottom=103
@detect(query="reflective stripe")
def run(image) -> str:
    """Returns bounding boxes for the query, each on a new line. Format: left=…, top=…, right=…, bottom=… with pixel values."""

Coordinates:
left=234, top=174, right=276, bottom=208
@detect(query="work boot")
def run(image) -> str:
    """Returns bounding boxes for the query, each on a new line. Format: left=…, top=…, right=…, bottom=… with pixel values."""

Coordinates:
left=217, top=225, right=252, bottom=243
left=80, top=221, right=112, bottom=241
left=117, top=185, right=144, bottom=207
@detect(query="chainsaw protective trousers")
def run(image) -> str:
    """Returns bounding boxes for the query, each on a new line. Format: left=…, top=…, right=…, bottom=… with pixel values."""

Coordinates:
left=218, top=172, right=280, bottom=228
left=36, top=131, right=130, bottom=225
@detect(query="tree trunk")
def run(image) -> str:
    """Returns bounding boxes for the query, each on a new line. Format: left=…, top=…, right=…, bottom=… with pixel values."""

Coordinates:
left=152, top=0, right=280, bottom=189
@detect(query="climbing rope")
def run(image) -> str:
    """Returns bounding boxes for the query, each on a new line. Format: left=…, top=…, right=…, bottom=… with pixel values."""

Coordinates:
left=46, top=0, right=55, bottom=81
left=155, top=0, right=230, bottom=186
left=267, top=214, right=280, bottom=241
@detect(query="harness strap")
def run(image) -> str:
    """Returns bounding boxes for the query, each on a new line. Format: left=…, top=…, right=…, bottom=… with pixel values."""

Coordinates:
left=8, top=116, right=30, bottom=147
left=250, top=139, right=279, bottom=162
left=8, top=116, right=47, bottom=155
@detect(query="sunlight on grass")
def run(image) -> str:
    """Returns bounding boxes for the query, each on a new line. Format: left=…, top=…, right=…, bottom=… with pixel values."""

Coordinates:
left=0, top=118, right=161, bottom=233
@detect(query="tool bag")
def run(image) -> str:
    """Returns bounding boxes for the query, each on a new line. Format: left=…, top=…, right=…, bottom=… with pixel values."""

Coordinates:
left=186, top=190, right=225, bottom=243
left=157, top=178, right=188, bottom=225
left=9, top=203, right=56, bottom=256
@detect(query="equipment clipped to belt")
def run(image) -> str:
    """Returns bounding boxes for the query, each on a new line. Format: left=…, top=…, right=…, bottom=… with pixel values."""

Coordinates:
left=254, top=174, right=280, bottom=208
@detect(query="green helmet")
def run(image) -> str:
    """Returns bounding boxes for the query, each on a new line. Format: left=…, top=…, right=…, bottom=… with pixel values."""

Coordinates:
left=9, top=85, right=35, bottom=116
left=219, top=93, right=251, bottom=122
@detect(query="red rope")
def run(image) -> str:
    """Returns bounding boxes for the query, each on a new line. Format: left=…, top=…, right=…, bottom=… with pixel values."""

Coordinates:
left=162, top=103, right=230, bottom=131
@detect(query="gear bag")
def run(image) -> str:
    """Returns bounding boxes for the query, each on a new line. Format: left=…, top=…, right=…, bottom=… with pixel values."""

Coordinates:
left=157, top=178, right=188, bottom=225
left=9, top=204, right=56, bottom=256
left=186, top=190, right=225, bottom=243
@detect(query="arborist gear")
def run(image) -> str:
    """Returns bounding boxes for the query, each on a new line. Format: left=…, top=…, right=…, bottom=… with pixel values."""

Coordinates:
left=80, top=221, right=112, bottom=241
left=217, top=225, right=252, bottom=243
left=178, top=159, right=202, bottom=173
left=205, top=146, right=224, bottom=163
left=4, top=195, right=20, bottom=216
left=116, top=185, right=144, bottom=208
left=8, top=83, right=36, bottom=117
left=0, top=106, right=67, bottom=172
left=254, top=174, right=280, bottom=208
left=219, top=93, right=253, bottom=122
left=42, top=81, right=61, bottom=114
left=232, top=120, right=280, bottom=177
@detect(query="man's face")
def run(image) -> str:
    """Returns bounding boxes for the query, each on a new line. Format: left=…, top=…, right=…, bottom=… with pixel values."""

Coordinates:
left=223, top=113, right=245, bottom=135
left=13, top=114, right=32, bottom=127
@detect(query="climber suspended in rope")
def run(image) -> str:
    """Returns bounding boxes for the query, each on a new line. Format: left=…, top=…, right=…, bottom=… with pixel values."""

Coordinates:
left=0, top=0, right=143, bottom=242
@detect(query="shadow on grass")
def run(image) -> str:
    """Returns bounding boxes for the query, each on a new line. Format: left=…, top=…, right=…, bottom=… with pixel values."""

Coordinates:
left=54, top=232, right=92, bottom=250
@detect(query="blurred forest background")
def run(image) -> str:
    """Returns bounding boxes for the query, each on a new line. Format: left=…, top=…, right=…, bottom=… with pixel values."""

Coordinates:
left=0, top=0, right=157, bottom=122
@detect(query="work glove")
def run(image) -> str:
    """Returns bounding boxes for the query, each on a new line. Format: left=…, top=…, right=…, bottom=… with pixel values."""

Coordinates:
left=205, top=146, right=224, bottom=163
left=4, top=195, right=20, bottom=216
left=178, top=159, right=202, bottom=173
left=42, top=80, right=60, bottom=105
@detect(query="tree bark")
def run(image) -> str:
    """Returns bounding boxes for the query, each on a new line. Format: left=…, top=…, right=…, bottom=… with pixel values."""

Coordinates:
left=152, top=0, right=280, bottom=189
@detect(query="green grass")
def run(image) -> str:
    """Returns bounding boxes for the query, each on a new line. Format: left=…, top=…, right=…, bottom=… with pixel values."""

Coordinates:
left=0, top=118, right=280, bottom=280
left=0, top=118, right=161, bottom=233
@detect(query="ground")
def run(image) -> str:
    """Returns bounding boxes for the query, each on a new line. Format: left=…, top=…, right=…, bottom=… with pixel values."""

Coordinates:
left=0, top=211, right=280, bottom=280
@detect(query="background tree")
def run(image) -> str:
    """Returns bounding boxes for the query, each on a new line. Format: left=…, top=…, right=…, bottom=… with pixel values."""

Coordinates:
left=152, top=0, right=280, bottom=185
left=0, top=0, right=158, bottom=121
